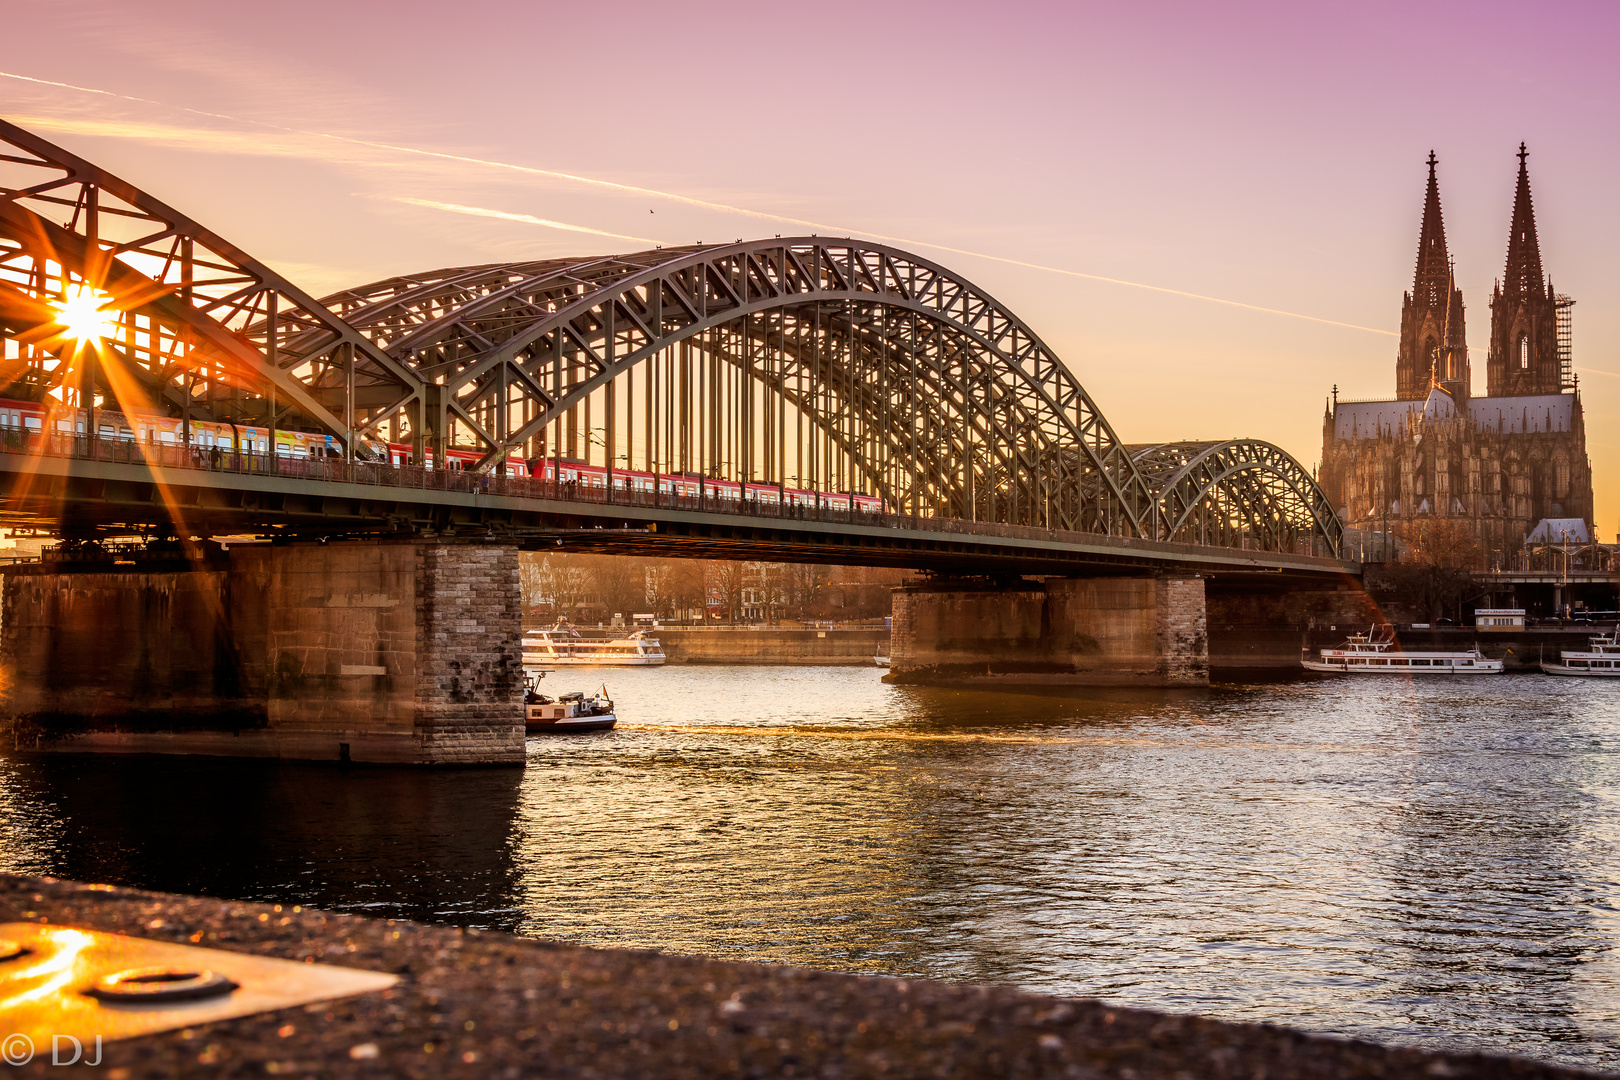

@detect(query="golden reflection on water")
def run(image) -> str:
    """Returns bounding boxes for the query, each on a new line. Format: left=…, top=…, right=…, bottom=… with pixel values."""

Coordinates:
left=618, top=721, right=1401, bottom=754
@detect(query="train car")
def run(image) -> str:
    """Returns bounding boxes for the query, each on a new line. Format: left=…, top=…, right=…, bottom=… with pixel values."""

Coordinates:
left=1, top=397, right=890, bottom=511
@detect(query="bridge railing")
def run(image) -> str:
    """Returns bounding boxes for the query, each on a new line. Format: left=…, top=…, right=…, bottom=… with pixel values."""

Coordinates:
left=0, top=430, right=1343, bottom=562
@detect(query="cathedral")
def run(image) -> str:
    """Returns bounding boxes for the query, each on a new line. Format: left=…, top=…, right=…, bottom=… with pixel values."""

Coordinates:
left=1317, top=145, right=1594, bottom=557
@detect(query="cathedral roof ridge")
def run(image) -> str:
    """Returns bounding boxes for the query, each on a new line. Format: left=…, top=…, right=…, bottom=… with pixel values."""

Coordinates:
left=1328, top=390, right=1577, bottom=440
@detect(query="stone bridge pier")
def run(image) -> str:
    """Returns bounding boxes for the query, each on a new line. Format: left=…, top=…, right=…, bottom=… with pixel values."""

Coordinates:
left=886, top=575, right=1209, bottom=686
left=0, top=539, right=524, bottom=765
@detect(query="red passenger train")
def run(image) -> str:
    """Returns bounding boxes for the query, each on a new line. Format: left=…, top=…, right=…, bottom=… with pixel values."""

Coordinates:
left=0, top=397, right=886, bottom=512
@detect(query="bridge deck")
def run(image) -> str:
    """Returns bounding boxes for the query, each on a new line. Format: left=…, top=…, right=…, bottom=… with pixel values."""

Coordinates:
left=0, top=437, right=1357, bottom=577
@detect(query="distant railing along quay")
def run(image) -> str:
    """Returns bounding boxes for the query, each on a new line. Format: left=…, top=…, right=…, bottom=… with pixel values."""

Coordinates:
left=0, top=431, right=1343, bottom=562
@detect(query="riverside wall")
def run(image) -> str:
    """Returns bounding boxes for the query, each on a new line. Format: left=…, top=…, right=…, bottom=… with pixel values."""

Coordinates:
left=1204, top=576, right=1380, bottom=671
left=651, top=626, right=888, bottom=665
left=0, top=540, right=524, bottom=765
left=887, top=575, right=1208, bottom=686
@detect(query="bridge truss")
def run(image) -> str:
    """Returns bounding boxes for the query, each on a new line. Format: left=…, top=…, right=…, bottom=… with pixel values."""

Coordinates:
left=0, top=118, right=1342, bottom=558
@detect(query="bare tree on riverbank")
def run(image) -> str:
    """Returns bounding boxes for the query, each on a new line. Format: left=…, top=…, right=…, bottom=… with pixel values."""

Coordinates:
left=1369, top=519, right=1486, bottom=623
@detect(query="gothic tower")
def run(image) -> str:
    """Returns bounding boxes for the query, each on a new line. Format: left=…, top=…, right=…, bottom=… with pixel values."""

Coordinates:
left=1488, top=143, right=1564, bottom=396
left=1397, top=152, right=1468, bottom=400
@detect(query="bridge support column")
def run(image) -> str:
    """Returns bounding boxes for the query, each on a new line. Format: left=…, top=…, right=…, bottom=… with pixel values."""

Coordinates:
left=887, top=575, right=1208, bottom=686
left=0, top=539, right=524, bottom=765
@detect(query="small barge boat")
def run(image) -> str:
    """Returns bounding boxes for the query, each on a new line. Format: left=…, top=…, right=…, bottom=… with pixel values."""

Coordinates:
left=1540, top=631, right=1620, bottom=677
left=522, top=624, right=666, bottom=667
left=525, top=678, right=617, bottom=733
left=1302, top=625, right=1503, bottom=675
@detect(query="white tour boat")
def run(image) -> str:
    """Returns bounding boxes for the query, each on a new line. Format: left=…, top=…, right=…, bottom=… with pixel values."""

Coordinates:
left=1540, top=631, right=1620, bottom=677
left=522, top=624, right=666, bottom=667
left=525, top=677, right=617, bottom=733
left=1302, top=626, right=1503, bottom=675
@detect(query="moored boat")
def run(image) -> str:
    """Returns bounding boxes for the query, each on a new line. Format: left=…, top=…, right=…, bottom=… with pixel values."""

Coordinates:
left=525, top=679, right=617, bottom=733
left=1540, top=631, right=1620, bottom=677
left=522, top=623, right=666, bottom=667
left=1302, top=625, right=1503, bottom=675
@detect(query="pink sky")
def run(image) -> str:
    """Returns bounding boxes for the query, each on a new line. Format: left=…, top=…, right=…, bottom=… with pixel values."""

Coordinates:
left=5, top=0, right=1618, bottom=535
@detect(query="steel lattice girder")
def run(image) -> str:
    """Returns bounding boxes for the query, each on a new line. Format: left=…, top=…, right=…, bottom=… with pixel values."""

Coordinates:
left=0, top=119, right=423, bottom=454
left=325, top=240, right=1157, bottom=535
left=1127, top=440, right=1345, bottom=553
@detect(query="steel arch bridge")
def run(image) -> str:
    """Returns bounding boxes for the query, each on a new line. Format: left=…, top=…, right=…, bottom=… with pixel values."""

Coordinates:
left=0, top=118, right=1343, bottom=559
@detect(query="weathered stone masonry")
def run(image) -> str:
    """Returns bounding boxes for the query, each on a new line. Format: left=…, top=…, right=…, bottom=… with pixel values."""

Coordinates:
left=0, top=539, right=524, bottom=765
left=413, top=542, right=525, bottom=765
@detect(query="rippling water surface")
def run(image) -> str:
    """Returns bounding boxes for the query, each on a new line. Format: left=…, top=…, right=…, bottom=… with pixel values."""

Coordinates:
left=1, top=667, right=1618, bottom=1070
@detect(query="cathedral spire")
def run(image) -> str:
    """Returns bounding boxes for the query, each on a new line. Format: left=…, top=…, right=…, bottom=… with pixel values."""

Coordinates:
left=1502, top=142, right=1545, bottom=300
left=1487, top=143, right=1561, bottom=396
left=1397, top=152, right=1465, bottom=399
left=1413, top=150, right=1452, bottom=311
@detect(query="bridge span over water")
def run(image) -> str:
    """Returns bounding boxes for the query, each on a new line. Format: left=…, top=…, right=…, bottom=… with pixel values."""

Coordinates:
left=0, top=118, right=1348, bottom=578
left=0, top=120, right=1368, bottom=762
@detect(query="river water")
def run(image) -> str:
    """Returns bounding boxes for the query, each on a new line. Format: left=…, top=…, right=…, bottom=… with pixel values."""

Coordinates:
left=0, top=667, right=1617, bottom=1071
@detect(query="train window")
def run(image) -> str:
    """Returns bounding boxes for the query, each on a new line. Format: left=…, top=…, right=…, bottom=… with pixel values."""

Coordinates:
left=23, top=417, right=39, bottom=431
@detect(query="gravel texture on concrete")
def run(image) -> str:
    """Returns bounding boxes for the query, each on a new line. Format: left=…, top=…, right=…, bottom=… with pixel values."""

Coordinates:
left=0, top=874, right=1607, bottom=1079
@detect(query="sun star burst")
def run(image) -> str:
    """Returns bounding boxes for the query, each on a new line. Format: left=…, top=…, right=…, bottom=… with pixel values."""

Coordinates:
left=50, top=284, right=117, bottom=343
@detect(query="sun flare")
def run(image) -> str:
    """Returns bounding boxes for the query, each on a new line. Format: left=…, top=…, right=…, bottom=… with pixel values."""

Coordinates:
left=49, top=284, right=117, bottom=343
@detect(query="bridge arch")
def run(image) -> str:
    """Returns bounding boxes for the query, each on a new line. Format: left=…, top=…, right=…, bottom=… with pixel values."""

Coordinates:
left=0, top=119, right=424, bottom=451
left=320, top=240, right=1159, bottom=537
left=1127, top=440, right=1342, bottom=553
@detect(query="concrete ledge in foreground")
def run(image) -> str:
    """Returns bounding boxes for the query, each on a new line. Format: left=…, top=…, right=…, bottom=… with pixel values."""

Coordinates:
left=0, top=875, right=1604, bottom=1078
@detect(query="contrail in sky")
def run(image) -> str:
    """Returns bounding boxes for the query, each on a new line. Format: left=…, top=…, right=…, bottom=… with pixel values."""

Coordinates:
left=2, top=68, right=1396, bottom=338
left=380, top=196, right=658, bottom=245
